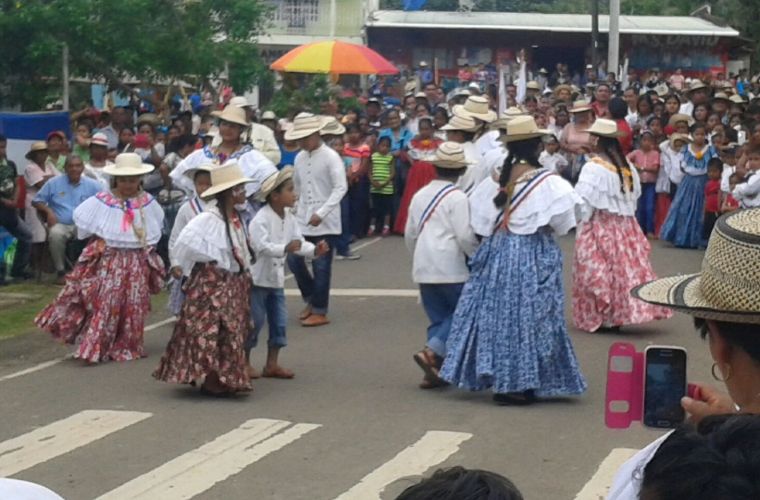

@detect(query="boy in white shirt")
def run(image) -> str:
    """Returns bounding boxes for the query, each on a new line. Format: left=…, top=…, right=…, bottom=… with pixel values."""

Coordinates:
left=733, top=147, right=760, bottom=208
left=405, top=142, right=478, bottom=389
left=247, top=167, right=328, bottom=379
left=538, top=135, right=569, bottom=175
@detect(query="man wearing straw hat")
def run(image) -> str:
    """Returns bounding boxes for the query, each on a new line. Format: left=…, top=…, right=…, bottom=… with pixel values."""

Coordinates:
left=229, top=95, right=281, bottom=165
left=285, top=113, right=348, bottom=327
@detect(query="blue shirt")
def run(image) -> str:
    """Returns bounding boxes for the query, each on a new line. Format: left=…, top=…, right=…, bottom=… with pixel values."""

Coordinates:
left=279, top=145, right=300, bottom=170
left=33, top=175, right=102, bottom=225
left=378, top=127, right=414, bottom=153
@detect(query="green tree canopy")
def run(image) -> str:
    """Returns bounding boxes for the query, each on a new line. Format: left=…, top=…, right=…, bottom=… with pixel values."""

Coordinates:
left=0, top=0, right=272, bottom=110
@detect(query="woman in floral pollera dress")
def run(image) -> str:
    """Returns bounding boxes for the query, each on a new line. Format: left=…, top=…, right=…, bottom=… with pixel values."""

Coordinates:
left=35, top=153, right=165, bottom=363
left=153, top=163, right=254, bottom=396
left=572, top=119, right=672, bottom=333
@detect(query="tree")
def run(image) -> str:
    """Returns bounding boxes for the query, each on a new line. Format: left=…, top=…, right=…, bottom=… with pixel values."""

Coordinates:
left=0, top=0, right=272, bottom=110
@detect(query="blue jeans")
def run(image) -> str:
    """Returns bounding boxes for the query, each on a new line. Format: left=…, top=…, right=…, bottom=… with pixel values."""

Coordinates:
left=336, top=194, right=352, bottom=256
left=419, top=283, right=464, bottom=357
left=350, top=177, right=370, bottom=238
left=246, top=286, right=288, bottom=351
left=636, top=182, right=656, bottom=235
left=286, top=235, right=336, bottom=315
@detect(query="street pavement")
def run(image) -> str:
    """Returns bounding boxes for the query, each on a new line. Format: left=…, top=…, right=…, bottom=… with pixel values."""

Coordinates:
left=0, top=234, right=709, bottom=500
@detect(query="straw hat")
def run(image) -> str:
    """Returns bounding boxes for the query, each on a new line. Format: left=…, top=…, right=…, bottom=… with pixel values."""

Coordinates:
left=284, top=112, right=324, bottom=141
left=414, top=92, right=427, bottom=100
left=632, top=209, right=760, bottom=323
left=136, top=113, right=159, bottom=126
left=211, top=104, right=250, bottom=127
left=585, top=118, right=624, bottom=138
left=489, top=107, right=528, bottom=131
left=404, top=81, right=417, bottom=95
left=554, top=84, right=572, bottom=95
left=687, top=80, right=708, bottom=93
left=90, top=132, right=109, bottom=148
left=669, top=133, right=692, bottom=147
left=261, top=110, right=277, bottom=121
left=452, top=96, right=497, bottom=123
left=668, top=113, right=694, bottom=127
left=526, top=81, right=541, bottom=91
left=183, top=163, right=214, bottom=181
left=229, top=95, right=254, bottom=109
left=419, top=61, right=429, bottom=67
left=25, top=141, right=48, bottom=160
left=440, top=114, right=480, bottom=132
left=430, top=142, right=474, bottom=169
left=712, top=92, right=730, bottom=102
left=538, top=68, right=548, bottom=74
left=257, top=167, right=294, bottom=201
left=503, top=115, right=550, bottom=143
left=654, top=83, right=670, bottom=97
left=102, top=153, right=154, bottom=176
left=320, top=116, right=346, bottom=136
left=729, top=94, right=746, bottom=105
left=569, top=100, right=593, bottom=113
left=200, top=163, right=253, bottom=200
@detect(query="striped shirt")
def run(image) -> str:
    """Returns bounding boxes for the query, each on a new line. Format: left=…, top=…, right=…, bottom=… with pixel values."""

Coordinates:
left=370, top=152, right=394, bottom=195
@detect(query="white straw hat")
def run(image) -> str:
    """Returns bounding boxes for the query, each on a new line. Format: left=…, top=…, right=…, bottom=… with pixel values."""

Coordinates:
left=440, top=114, right=480, bottom=132
left=490, top=107, right=528, bottom=130
left=320, top=116, right=346, bottom=136
left=261, top=110, right=277, bottom=121
left=102, top=152, right=154, bottom=176
left=584, top=118, right=623, bottom=138
left=229, top=96, right=254, bottom=108
left=526, top=81, right=541, bottom=91
left=284, top=112, right=324, bottom=141
left=687, top=80, right=708, bottom=93
left=633, top=209, right=760, bottom=323
left=503, top=115, right=550, bottom=143
left=257, top=167, right=294, bottom=201
left=452, top=96, right=497, bottom=123
left=183, top=163, right=214, bottom=181
left=200, top=163, right=253, bottom=200
left=25, top=141, right=48, bottom=160
left=569, top=100, right=593, bottom=113
left=211, top=105, right=250, bottom=127
left=430, top=142, right=475, bottom=169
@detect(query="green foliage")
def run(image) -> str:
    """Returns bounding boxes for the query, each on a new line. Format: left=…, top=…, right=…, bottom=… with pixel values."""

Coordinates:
left=0, top=0, right=272, bottom=110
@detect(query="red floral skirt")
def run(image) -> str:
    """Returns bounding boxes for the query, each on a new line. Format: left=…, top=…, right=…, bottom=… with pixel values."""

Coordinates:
left=153, top=263, right=252, bottom=392
left=35, top=239, right=165, bottom=362
left=572, top=211, right=673, bottom=332
left=393, top=161, right=436, bottom=234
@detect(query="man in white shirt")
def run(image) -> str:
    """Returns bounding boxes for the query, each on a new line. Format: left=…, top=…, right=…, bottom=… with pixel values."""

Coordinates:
left=405, top=142, right=478, bottom=388
left=679, top=80, right=709, bottom=116
left=229, top=96, right=282, bottom=165
left=285, top=113, right=348, bottom=327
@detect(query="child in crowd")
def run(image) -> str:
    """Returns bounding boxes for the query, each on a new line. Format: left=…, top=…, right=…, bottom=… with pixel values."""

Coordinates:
left=719, top=145, right=738, bottom=195
left=167, top=166, right=212, bottom=315
left=703, top=159, right=722, bottom=240
left=733, top=147, right=760, bottom=208
left=342, top=124, right=371, bottom=239
left=721, top=173, right=741, bottom=213
left=538, top=135, right=569, bottom=175
left=369, top=136, right=395, bottom=236
left=627, top=130, right=660, bottom=237
left=655, top=133, right=688, bottom=235
left=405, top=142, right=477, bottom=389
left=246, top=168, right=329, bottom=380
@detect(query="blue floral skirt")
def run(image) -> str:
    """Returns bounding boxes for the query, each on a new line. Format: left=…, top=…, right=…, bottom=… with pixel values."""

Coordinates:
left=659, top=174, right=707, bottom=249
left=440, top=230, right=587, bottom=397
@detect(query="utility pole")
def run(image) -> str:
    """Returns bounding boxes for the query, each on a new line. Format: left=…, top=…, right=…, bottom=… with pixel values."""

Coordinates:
left=62, top=43, right=70, bottom=111
left=608, top=0, right=620, bottom=79
left=329, top=0, right=336, bottom=37
left=591, top=0, right=599, bottom=71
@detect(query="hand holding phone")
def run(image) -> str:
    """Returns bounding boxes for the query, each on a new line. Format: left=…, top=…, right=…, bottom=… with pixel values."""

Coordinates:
left=643, top=346, right=687, bottom=428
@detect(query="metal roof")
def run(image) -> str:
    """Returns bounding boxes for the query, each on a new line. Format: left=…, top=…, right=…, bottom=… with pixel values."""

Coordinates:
left=367, top=10, right=740, bottom=37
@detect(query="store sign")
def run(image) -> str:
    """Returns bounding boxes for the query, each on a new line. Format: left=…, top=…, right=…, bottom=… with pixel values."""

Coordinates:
left=631, top=34, right=720, bottom=48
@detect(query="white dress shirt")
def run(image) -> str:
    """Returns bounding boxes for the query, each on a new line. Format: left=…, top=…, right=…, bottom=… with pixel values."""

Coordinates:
left=249, top=123, right=282, bottom=165
left=293, top=143, right=348, bottom=237
left=169, top=197, right=205, bottom=268
left=733, top=171, right=760, bottom=208
left=405, top=180, right=478, bottom=284
left=249, top=204, right=315, bottom=288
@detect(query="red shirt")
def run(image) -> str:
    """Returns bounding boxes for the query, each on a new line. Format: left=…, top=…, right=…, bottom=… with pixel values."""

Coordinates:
left=704, top=179, right=721, bottom=213
left=616, top=119, right=634, bottom=155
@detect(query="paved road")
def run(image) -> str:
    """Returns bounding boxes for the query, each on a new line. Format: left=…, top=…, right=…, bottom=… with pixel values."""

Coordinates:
left=0, top=234, right=709, bottom=500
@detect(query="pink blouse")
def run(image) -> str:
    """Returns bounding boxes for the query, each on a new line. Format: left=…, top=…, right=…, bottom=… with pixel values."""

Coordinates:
left=626, top=149, right=660, bottom=184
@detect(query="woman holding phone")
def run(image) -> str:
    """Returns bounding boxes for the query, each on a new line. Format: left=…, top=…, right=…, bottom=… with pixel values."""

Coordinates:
left=607, top=208, right=760, bottom=499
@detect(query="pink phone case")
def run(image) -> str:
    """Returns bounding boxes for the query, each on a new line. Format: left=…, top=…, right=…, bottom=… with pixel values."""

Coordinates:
left=605, top=342, right=698, bottom=429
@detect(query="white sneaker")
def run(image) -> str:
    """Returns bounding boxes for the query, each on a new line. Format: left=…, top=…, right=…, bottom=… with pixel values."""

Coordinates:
left=336, top=252, right=361, bottom=261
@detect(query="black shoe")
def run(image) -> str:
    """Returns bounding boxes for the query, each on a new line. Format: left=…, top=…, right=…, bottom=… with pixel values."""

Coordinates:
left=493, top=390, right=536, bottom=406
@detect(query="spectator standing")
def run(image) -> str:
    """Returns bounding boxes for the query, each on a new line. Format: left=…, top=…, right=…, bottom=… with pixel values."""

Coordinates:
left=45, top=131, right=67, bottom=172
left=0, top=134, right=32, bottom=283
left=286, top=113, right=348, bottom=327
left=83, top=132, right=113, bottom=189
left=626, top=130, right=660, bottom=237
left=24, top=141, right=59, bottom=245
left=369, top=136, right=395, bottom=236
left=32, top=155, right=101, bottom=284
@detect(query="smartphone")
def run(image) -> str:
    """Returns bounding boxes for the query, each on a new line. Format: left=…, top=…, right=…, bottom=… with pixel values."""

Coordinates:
left=643, top=346, right=687, bottom=428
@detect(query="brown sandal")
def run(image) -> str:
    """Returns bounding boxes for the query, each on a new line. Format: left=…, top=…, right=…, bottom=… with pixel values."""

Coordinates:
left=299, top=305, right=313, bottom=320
left=413, top=350, right=444, bottom=386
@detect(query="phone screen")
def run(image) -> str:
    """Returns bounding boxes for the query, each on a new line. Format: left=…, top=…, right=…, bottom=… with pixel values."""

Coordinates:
left=643, top=347, right=687, bottom=428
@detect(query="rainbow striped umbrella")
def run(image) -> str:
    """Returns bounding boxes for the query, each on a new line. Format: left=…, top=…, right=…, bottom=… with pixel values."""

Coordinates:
left=270, top=40, right=398, bottom=75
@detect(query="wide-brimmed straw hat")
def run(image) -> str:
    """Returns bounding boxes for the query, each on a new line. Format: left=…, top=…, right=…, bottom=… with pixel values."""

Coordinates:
left=103, top=152, right=154, bottom=176
left=25, top=141, right=48, bottom=160
left=284, top=112, right=324, bottom=141
left=452, top=96, right=497, bottom=123
left=669, top=133, right=692, bottom=147
left=687, top=80, right=708, bottom=93
left=526, top=81, right=541, bottom=91
left=712, top=92, right=730, bottom=102
left=503, top=115, right=550, bottom=143
left=320, top=116, right=346, bottom=136
left=200, top=163, right=253, bottom=200
left=440, top=114, right=480, bottom=132
left=211, top=105, right=250, bottom=127
left=430, top=142, right=474, bottom=169
left=229, top=96, right=254, bottom=109
left=585, top=118, right=623, bottom=138
left=257, top=166, right=294, bottom=201
left=668, top=113, right=695, bottom=127
left=490, top=107, right=528, bottom=130
left=729, top=94, right=746, bottom=105
left=554, top=84, right=572, bottom=95
left=569, top=100, right=593, bottom=113
left=183, top=163, right=214, bottom=181
left=261, top=110, right=277, bottom=121
left=633, top=209, right=760, bottom=323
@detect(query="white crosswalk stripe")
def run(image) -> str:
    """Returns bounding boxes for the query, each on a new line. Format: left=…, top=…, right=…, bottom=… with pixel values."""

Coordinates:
left=573, top=448, right=639, bottom=500
left=0, top=410, right=152, bottom=477
left=334, top=430, right=473, bottom=500
left=95, top=418, right=320, bottom=500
